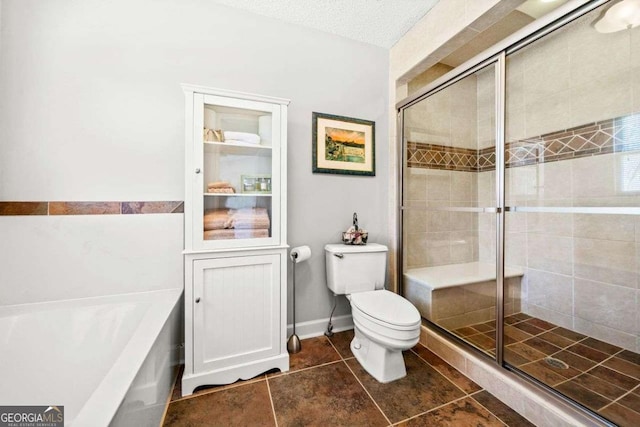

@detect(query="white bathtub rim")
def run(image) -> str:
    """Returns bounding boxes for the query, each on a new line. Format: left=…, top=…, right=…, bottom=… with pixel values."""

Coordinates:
left=72, top=288, right=182, bottom=427
left=0, top=287, right=182, bottom=314
left=404, top=261, right=524, bottom=290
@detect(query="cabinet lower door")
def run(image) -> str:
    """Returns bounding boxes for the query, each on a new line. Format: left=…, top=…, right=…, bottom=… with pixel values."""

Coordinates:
left=193, top=254, right=281, bottom=373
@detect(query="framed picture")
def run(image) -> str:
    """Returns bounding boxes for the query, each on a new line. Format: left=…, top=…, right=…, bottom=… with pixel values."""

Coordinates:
left=312, top=112, right=375, bottom=176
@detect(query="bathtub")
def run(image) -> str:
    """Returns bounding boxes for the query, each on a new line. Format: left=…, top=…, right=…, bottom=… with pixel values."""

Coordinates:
left=404, top=262, right=524, bottom=329
left=0, top=288, right=182, bottom=427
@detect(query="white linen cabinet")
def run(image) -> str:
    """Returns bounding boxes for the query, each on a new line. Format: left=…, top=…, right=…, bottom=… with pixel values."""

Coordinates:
left=181, top=85, right=289, bottom=396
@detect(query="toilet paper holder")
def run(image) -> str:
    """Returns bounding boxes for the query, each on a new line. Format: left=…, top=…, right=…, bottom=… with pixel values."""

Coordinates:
left=288, top=245, right=311, bottom=354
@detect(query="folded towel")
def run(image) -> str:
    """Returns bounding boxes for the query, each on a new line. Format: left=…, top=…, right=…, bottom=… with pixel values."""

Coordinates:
left=233, top=216, right=270, bottom=229
left=207, top=187, right=235, bottom=194
left=227, top=207, right=270, bottom=230
left=203, top=209, right=231, bottom=230
left=204, top=229, right=269, bottom=240
left=223, top=131, right=260, bottom=145
left=234, top=207, right=268, bottom=216
left=203, top=207, right=270, bottom=231
left=208, top=181, right=232, bottom=189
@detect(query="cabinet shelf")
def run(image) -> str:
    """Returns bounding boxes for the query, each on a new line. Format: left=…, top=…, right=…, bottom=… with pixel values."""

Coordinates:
left=203, top=193, right=272, bottom=197
left=204, top=141, right=272, bottom=156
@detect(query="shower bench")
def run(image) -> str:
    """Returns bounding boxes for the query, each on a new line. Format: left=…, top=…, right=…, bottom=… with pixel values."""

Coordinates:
left=403, top=262, right=524, bottom=330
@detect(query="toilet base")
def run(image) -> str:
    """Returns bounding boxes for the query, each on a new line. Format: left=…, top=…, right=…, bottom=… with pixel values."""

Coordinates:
left=350, top=327, right=407, bottom=383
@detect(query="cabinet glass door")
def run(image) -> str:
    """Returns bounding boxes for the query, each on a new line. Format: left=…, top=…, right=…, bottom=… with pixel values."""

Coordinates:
left=193, top=94, right=281, bottom=249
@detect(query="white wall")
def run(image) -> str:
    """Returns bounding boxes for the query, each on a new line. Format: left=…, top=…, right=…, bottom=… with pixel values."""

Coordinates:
left=0, top=215, right=183, bottom=305
left=0, top=0, right=389, bottom=324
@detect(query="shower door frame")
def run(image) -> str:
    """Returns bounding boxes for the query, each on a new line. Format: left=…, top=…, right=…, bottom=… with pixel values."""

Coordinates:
left=396, top=0, right=612, bottom=369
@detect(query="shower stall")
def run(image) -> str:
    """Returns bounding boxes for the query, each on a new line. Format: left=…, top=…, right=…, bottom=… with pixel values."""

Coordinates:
left=398, top=1, right=640, bottom=425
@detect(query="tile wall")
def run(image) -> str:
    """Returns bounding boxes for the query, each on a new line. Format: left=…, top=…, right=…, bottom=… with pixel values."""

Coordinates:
left=405, top=9, right=640, bottom=352
left=403, top=71, right=480, bottom=270
left=500, top=10, right=640, bottom=353
left=403, top=168, right=478, bottom=269
left=501, top=151, right=640, bottom=353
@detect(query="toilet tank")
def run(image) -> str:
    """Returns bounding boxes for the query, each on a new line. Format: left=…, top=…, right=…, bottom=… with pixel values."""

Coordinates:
left=324, top=243, right=388, bottom=295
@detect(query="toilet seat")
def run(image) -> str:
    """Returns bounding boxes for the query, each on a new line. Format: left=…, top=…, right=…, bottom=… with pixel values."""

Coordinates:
left=350, top=290, right=421, bottom=330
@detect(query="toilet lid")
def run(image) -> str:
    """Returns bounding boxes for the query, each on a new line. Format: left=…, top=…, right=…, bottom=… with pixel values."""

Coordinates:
left=350, top=290, right=420, bottom=327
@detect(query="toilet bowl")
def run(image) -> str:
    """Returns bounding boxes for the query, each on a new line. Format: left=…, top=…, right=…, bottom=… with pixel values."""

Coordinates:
left=325, top=243, right=421, bottom=383
left=349, top=290, right=421, bottom=382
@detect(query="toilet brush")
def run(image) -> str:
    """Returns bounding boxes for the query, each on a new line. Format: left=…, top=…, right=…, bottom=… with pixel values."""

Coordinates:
left=287, top=251, right=301, bottom=353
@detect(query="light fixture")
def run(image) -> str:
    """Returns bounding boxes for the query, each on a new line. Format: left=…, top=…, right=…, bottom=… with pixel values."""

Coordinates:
left=595, top=0, right=640, bottom=33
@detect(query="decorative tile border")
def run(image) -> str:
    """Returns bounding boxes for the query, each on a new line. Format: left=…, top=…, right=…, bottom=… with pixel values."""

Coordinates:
left=0, top=201, right=184, bottom=216
left=122, top=201, right=185, bottom=214
left=0, top=202, right=48, bottom=216
left=408, top=112, right=640, bottom=172
left=477, top=147, right=495, bottom=172
left=49, top=202, right=121, bottom=215
left=406, top=143, right=478, bottom=172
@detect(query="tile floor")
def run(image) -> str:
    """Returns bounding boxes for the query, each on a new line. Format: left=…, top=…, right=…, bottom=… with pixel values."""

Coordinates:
left=454, top=312, right=640, bottom=427
left=163, top=330, right=534, bottom=426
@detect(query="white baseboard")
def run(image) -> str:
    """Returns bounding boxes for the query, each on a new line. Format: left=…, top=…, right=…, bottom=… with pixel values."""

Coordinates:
left=287, top=314, right=353, bottom=340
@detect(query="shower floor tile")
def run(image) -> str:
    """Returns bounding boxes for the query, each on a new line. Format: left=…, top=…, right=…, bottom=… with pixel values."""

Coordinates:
left=163, top=331, right=531, bottom=426
left=459, top=312, right=640, bottom=427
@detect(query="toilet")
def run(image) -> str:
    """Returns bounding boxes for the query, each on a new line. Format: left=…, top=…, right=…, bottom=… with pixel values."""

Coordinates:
left=325, top=243, right=421, bottom=383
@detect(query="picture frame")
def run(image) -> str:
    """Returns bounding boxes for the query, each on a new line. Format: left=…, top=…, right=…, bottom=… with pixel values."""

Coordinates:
left=312, top=112, right=375, bottom=176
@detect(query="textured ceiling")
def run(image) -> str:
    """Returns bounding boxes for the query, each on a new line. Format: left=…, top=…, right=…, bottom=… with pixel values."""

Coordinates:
left=209, top=0, right=441, bottom=48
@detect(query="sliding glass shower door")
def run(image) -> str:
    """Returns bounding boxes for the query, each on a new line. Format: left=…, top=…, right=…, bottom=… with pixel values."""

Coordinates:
left=401, top=61, right=500, bottom=358
left=503, top=5, right=640, bottom=424
left=400, top=1, right=640, bottom=425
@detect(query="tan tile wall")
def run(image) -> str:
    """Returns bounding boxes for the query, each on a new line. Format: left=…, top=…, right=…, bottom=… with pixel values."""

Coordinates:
left=404, top=75, right=478, bottom=149
left=492, top=153, right=640, bottom=352
left=506, top=10, right=640, bottom=141
left=404, top=58, right=499, bottom=270
left=498, top=13, right=640, bottom=353
left=462, top=7, right=640, bottom=352
left=403, top=168, right=478, bottom=269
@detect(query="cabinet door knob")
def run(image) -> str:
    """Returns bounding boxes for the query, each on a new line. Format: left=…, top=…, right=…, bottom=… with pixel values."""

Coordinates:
left=195, top=168, right=201, bottom=174
left=195, top=297, right=201, bottom=303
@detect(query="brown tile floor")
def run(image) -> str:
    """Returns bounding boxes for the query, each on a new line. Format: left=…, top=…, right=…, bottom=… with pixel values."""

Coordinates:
left=454, top=313, right=640, bottom=427
left=163, top=330, right=534, bottom=426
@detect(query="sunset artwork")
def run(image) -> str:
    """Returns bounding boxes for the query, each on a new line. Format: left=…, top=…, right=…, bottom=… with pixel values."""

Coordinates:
left=312, top=112, right=375, bottom=176
left=324, top=127, right=366, bottom=163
